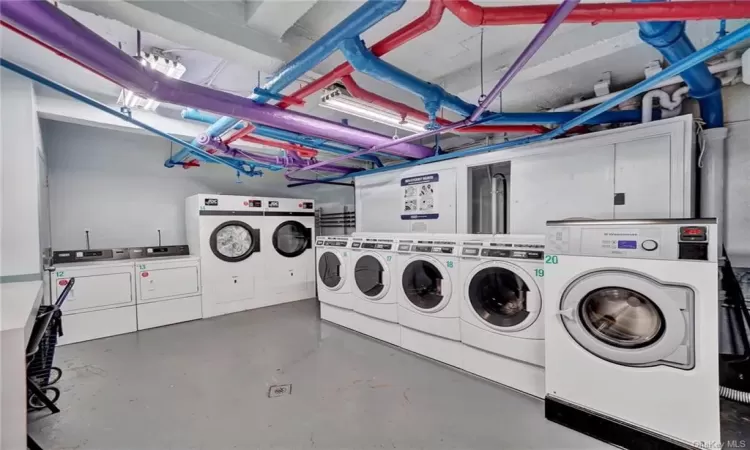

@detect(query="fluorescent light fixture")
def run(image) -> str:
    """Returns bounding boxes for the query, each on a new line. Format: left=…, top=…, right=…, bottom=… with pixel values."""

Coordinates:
left=118, top=49, right=186, bottom=111
left=320, top=86, right=428, bottom=133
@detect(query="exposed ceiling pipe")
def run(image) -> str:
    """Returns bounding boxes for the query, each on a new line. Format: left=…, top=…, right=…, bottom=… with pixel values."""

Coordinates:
left=444, top=0, right=750, bottom=27
left=227, top=0, right=446, bottom=144
left=339, top=75, right=547, bottom=134
left=288, top=22, right=750, bottom=186
left=176, top=0, right=408, bottom=164
left=0, top=0, right=433, bottom=160
left=293, top=0, right=580, bottom=174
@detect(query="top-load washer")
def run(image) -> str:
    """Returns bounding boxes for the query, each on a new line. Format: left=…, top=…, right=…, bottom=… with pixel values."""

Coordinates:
left=316, top=235, right=354, bottom=328
left=186, top=194, right=264, bottom=318
left=349, top=233, right=401, bottom=345
left=396, top=234, right=463, bottom=367
left=129, top=245, right=202, bottom=330
left=459, top=234, right=546, bottom=398
left=51, top=248, right=136, bottom=345
left=543, top=219, right=719, bottom=449
left=262, top=197, right=315, bottom=305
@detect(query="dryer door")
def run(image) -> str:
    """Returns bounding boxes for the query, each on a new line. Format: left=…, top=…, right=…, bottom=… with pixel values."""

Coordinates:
left=558, top=270, right=693, bottom=369
left=401, top=256, right=452, bottom=312
left=273, top=220, right=312, bottom=258
left=465, top=261, right=541, bottom=332
left=354, top=252, right=390, bottom=300
left=210, top=221, right=261, bottom=262
left=318, top=250, right=345, bottom=291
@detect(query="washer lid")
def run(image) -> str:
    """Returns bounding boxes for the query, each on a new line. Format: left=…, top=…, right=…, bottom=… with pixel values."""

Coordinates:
left=402, top=257, right=450, bottom=310
left=273, top=220, right=312, bottom=258
left=318, top=251, right=344, bottom=290
left=466, top=261, right=541, bottom=331
left=354, top=254, right=388, bottom=298
left=558, top=270, right=693, bottom=368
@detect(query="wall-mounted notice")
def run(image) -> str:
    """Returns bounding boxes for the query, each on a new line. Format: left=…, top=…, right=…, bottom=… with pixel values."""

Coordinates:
left=401, top=173, right=439, bottom=220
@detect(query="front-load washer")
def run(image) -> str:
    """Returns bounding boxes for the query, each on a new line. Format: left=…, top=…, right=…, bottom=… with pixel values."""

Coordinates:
left=316, top=236, right=354, bottom=329
left=544, top=219, right=719, bottom=449
left=262, top=197, right=315, bottom=305
left=129, top=245, right=202, bottom=330
left=349, top=234, right=400, bottom=346
left=185, top=194, right=264, bottom=318
left=51, top=248, right=136, bottom=345
left=397, top=234, right=464, bottom=367
left=459, top=234, right=546, bottom=398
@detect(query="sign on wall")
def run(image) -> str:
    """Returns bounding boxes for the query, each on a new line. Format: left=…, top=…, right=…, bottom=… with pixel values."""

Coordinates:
left=401, top=173, right=439, bottom=220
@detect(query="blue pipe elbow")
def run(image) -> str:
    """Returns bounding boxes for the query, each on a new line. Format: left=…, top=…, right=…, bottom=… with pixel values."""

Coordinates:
left=635, top=1, right=724, bottom=128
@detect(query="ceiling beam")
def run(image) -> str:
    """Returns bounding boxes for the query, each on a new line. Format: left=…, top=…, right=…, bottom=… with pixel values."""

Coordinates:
left=246, top=0, right=319, bottom=40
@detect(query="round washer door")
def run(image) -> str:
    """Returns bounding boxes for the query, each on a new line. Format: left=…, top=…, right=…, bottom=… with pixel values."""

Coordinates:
left=273, top=221, right=311, bottom=258
left=210, top=220, right=259, bottom=262
left=558, top=270, right=690, bottom=366
left=318, top=251, right=345, bottom=291
left=465, top=261, right=541, bottom=332
left=401, top=256, right=452, bottom=312
left=354, top=252, right=390, bottom=300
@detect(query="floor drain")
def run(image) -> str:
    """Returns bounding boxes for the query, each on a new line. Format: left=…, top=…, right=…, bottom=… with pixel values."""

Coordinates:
left=268, top=384, right=292, bottom=398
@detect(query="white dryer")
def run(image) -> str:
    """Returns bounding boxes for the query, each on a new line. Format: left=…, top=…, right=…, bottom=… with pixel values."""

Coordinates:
left=459, top=234, right=546, bottom=398
left=544, top=219, right=719, bottom=448
left=349, top=234, right=400, bottom=346
left=396, top=234, right=466, bottom=367
left=316, top=236, right=354, bottom=328
left=262, top=197, right=315, bottom=305
left=130, top=245, right=202, bottom=330
left=51, top=248, right=136, bottom=345
left=185, top=194, right=264, bottom=318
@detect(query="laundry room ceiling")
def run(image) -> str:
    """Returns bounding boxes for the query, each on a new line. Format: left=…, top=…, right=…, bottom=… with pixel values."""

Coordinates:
left=1, top=0, right=745, bottom=137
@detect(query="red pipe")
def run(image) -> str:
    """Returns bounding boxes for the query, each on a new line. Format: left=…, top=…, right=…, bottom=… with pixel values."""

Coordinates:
left=444, top=0, right=750, bottom=27
left=2, top=20, right=118, bottom=85
left=340, top=75, right=547, bottom=134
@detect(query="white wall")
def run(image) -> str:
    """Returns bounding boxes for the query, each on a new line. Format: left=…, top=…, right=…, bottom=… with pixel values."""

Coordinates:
left=0, top=69, right=44, bottom=278
left=43, top=120, right=352, bottom=250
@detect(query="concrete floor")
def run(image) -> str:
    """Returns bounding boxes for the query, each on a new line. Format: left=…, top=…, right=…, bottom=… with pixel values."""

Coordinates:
left=28, top=299, right=616, bottom=449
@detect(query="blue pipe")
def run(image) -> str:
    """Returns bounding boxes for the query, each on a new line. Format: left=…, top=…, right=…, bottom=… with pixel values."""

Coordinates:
left=340, top=38, right=657, bottom=125
left=635, top=0, right=724, bottom=128
left=180, top=109, right=384, bottom=167
left=0, top=59, right=282, bottom=176
left=478, top=109, right=655, bottom=125
left=170, top=0, right=405, bottom=166
left=288, top=22, right=750, bottom=186
left=340, top=38, right=477, bottom=119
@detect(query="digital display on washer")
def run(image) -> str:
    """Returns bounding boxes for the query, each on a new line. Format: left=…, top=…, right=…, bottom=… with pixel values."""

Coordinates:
left=362, top=243, right=392, bottom=250
left=325, top=241, right=347, bottom=247
left=617, top=240, right=638, bottom=249
left=482, top=248, right=511, bottom=258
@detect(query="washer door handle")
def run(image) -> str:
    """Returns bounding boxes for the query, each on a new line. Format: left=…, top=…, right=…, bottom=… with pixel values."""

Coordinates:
left=556, top=308, right=577, bottom=322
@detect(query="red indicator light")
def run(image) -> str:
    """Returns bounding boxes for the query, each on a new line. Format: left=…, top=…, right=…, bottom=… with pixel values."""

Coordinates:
left=684, top=228, right=703, bottom=235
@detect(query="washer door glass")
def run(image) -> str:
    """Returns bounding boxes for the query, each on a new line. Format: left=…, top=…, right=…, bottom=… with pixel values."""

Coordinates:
left=355, top=255, right=385, bottom=298
left=468, top=267, right=529, bottom=327
left=402, top=260, right=443, bottom=310
left=579, top=287, right=665, bottom=349
left=273, top=221, right=310, bottom=258
left=210, top=221, right=256, bottom=262
left=318, top=252, right=341, bottom=288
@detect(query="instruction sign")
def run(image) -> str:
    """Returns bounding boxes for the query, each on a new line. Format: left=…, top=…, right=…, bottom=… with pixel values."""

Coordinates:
left=401, top=173, right=439, bottom=220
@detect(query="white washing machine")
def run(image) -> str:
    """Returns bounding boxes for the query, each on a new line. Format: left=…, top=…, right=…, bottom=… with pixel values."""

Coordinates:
left=459, top=234, right=547, bottom=398
left=51, top=248, right=137, bottom=345
left=316, top=236, right=355, bottom=328
left=185, top=194, right=264, bottom=318
left=396, top=234, right=464, bottom=367
left=544, top=219, right=719, bottom=448
left=349, top=234, right=401, bottom=346
left=262, top=197, right=316, bottom=305
left=129, top=245, right=202, bottom=330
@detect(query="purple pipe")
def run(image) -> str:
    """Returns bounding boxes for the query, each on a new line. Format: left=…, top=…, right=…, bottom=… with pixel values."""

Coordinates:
left=469, top=0, right=580, bottom=121
left=201, top=136, right=356, bottom=174
left=0, top=0, right=432, bottom=159
left=294, top=0, right=579, bottom=174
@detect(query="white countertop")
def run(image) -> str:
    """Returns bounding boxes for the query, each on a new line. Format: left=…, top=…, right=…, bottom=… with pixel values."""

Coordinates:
left=1, top=280, right=43, bottom=334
